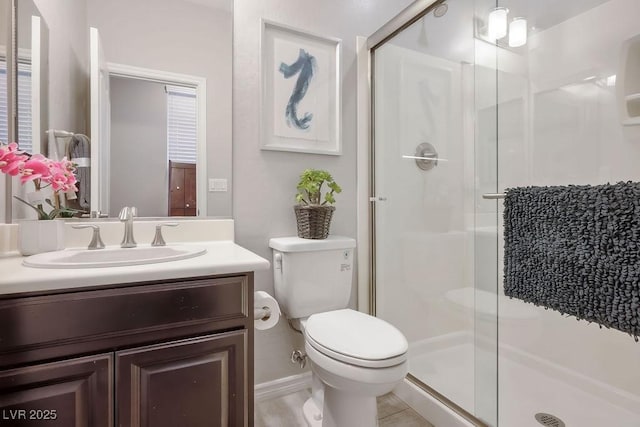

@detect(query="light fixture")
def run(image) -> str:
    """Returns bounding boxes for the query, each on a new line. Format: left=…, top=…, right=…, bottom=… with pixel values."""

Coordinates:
left=488, top=7, right=508, bottom=40
left=508, top=17, right=527, bottom=47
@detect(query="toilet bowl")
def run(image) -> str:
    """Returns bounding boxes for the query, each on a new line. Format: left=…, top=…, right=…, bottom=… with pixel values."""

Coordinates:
left=300, top=309, right=408, bottom=427
left=269, top=237, right=409, bottom=426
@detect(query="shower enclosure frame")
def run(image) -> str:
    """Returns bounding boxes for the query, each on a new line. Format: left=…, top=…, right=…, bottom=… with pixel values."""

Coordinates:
left=356, top=1, right=492, bottom=425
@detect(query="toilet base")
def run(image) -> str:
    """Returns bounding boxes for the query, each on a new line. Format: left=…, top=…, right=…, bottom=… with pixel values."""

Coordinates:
left=303, top=397, right=323, bottom=427
left=303, top=388, right=378, bottom=427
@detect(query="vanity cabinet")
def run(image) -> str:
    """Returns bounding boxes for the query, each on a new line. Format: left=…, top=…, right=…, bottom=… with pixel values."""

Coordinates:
left=0, top=274, right=254, bottom=427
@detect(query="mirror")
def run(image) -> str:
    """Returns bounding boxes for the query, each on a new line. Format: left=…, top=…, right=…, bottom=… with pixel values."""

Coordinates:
left=6, top=0, right=233, bottom=221
left=12, top=0, right=48, bottom=220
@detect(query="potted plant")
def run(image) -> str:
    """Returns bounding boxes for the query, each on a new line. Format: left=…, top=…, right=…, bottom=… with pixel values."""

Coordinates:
left=294, top=169, right=342, bottom=239
left=0, top=142, right=82, bottom=255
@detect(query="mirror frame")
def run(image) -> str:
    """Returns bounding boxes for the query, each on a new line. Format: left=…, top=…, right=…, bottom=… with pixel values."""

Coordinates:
left=3, top=0, right=16, bottom=223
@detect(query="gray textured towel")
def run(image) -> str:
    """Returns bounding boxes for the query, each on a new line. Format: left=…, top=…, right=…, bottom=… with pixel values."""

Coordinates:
left=504, top=182, right=640, bottom=340
left=68, top=134, right=91, bottom=209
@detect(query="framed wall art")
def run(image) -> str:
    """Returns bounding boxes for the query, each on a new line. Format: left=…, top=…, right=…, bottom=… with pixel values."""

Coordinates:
left=260, top=20, right=342, bottom=155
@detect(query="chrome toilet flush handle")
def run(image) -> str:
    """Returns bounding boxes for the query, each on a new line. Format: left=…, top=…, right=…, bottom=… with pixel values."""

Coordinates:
left=72, top=224, right=105, bottom=250
left=151, top=222, right=179, bottom=247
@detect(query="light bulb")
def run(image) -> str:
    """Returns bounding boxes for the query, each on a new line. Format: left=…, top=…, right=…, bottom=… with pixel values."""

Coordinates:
left=508, top=17, right=527, bottom=47
left=488, top=7, right=508, bottom=40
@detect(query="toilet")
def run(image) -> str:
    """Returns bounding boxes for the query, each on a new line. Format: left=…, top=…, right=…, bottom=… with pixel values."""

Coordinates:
left=269, top=236, right=408, bottom=427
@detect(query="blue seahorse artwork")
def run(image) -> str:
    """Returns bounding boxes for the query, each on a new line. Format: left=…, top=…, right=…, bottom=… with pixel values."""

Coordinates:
left=279, top=48, right=317, bottom=130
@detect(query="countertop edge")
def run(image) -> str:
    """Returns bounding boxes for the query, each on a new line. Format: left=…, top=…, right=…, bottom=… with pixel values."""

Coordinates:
left=0, top=241, right=270, bottom=297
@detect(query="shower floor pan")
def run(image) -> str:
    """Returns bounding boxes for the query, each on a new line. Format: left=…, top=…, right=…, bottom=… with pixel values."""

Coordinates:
left=409, top=333, right=640, bottom=427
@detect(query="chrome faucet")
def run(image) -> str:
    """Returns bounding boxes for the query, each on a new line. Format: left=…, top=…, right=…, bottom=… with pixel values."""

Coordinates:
left=119, top=206, right=138, bottom=248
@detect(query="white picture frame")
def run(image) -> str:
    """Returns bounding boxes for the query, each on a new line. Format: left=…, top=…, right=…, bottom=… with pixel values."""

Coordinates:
left=260, top=20, right=342, bottom=155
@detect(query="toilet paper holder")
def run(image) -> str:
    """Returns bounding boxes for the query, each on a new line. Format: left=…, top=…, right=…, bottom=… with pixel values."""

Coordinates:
left=254, top=306, right=272, bottom=321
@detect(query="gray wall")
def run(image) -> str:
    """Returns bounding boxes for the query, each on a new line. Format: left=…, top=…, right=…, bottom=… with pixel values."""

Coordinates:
left=109, top=77, right=167, bottom=217
left=87, top=0, right=232, bottom=217
left=33, top=0, right=88, bottom=136
left=233, top=0, right=413, bottom=384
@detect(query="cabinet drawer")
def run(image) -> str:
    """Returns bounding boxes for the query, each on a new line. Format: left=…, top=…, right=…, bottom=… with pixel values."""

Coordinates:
left=0, top=276, right=250, bottom=366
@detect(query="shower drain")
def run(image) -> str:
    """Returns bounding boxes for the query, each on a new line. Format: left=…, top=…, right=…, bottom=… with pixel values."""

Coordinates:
left=535, top=413, right=565, bottom=427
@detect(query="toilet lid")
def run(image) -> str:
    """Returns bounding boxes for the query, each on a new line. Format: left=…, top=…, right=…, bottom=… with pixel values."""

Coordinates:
left=305, top=309, right=408, bottom=368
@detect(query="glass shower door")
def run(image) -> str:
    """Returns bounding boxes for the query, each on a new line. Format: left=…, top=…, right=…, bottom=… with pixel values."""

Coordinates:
left=371, top=0, right=499, bottom=424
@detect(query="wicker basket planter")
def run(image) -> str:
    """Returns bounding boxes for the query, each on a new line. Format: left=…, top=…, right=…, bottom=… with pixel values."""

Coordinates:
left=294, top=205, right=335, bottom=239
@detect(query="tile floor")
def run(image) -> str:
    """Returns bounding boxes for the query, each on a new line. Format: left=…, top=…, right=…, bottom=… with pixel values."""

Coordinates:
left=255, top=390, right=434, bottom=427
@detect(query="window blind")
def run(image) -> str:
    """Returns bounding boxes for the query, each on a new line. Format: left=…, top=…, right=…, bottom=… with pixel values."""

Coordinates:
left=166, top=85, right=197, bottom=164
left=0, top=60, right=33, bottom=154
left=0, top=65, right=7, bottom=146
left=17, top=62, right=32, bottom=154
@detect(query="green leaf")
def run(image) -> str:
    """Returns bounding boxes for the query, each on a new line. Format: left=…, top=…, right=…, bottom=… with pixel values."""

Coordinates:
left=13, top=196, right=50, bottom=220
left=294, top=169, right=341, bottom=206
left=325, top=193, right=335, bottom=204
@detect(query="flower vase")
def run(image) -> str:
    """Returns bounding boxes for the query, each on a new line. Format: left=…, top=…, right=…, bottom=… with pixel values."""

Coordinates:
left=18, top=220, right=65, bottom=256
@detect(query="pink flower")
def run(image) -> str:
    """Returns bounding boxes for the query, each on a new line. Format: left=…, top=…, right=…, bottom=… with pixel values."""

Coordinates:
left=47, top=158, right=77, bottom=192
left=20, top=154, right=52, bottom=184
left=0, top=142, right=28, bottom=176
left=1, top=142, right=78, bottom=193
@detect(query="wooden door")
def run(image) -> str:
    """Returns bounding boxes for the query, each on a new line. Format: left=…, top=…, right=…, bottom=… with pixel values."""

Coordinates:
left=169, top=161, right=197, bottom=216
left=116, top=330, right=247, bottom=427
left=0, top=354, right=113, bottom=427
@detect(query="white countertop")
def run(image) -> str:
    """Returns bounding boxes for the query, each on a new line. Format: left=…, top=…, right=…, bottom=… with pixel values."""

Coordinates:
left=0, top=241, right=270, bottom=296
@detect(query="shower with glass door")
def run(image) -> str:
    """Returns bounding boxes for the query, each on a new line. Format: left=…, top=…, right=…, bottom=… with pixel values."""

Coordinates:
left=366, top=0, right=640, bottom=425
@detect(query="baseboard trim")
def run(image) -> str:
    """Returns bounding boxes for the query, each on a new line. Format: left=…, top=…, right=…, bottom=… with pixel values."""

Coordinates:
left=255, top=372, right=313, bottom=402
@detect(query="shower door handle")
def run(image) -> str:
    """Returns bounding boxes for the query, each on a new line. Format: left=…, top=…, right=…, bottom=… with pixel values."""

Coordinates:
left=369, top=196, right=388, bottom=202
left=482, top=193, right=505, bottom=200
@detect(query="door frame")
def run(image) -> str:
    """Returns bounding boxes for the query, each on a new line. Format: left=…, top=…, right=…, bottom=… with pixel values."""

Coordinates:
left=356, top=0, right=444, bottom=316
left=356, top=1, right=489, bottom=426
left=107, top=62, right=208, bottom=216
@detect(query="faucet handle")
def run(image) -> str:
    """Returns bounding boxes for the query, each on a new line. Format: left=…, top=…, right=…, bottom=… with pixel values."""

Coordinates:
left=118, top=206, right=138, bottom=220
left=118, top=206, right=130, bottom=221
left=151, top=222, right=179, bottom=247
left=72, top=224, right=105, bottom=250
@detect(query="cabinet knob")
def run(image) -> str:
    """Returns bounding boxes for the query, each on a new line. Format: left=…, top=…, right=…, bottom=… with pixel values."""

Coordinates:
left=186, top=203, right=190, bottom=208
left=176, top=186, right=180, bottom=190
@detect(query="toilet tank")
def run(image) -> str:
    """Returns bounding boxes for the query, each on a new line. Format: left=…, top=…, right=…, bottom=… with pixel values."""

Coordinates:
left=269, top=236, right=356, bottom=319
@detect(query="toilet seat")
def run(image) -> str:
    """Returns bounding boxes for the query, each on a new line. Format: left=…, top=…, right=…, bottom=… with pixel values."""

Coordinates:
left=304, top=309, right=408, bottom=368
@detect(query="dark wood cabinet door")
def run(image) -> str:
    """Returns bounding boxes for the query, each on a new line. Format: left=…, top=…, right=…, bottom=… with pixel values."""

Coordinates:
left=168, top=161, right=196, bottom=216
left=0, top=354, right=113, bottom=427
left=169, top=166, right=185, bottom=210
left=184, top=166, right=197, bottom=216
left=116, top=330, right=247, bottom=427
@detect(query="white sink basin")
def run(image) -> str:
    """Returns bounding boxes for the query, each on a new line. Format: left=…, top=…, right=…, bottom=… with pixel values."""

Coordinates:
left=23, top=245, right=207, bottom=269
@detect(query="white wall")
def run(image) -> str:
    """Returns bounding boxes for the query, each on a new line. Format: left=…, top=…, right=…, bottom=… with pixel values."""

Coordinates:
left=109, top=77, right=167, bottom=217
left=496, top=0, right=640, bottom=415
left=233, top=0, right=413, bottom=384
left=33, top=0, right=88, bottom=137
left=87, top=0, right=232, bottom=217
